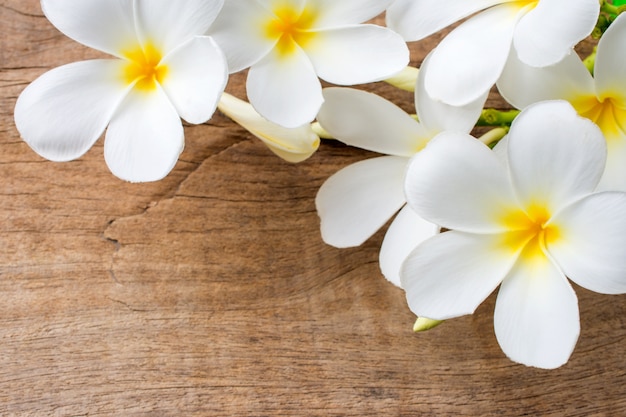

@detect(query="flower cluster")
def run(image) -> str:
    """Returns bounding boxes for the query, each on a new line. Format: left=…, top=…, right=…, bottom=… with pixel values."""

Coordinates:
left=13, top=0, right=626, bottom=369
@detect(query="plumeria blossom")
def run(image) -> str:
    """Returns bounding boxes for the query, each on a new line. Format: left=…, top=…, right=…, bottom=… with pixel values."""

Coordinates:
left=14, top=0, right=227, bottom=182
left=401, top=100, right=626, bottom=369
left=217, top=93, right=320, bottom=163
left=386, top=0, right=600, bottom=106
left=315, top=56, right=487, bottom=286
left=208, top=0, right=409, bottom=128
left=498, top=12, right=626, bottom=191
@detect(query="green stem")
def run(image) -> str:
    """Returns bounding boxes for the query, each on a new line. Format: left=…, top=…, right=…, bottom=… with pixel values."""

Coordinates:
left=476, top=109, right=520, bottom=127
left=601, top=0, right=620, bottom=16
left=596, top=1, right=626, bottom=37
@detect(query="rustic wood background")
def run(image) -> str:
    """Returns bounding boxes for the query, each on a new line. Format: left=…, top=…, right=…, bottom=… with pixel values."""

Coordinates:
left=1, top=1, right=625, bottom=415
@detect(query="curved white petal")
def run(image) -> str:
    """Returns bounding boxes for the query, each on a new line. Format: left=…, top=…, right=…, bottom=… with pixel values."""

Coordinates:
left=14, top=60, right=129, bottom=162
left=134, top=0, right=224, bottom=53
left=305, top=25, right=409, bottom=85
left=310, top=0, right=392, bottom=27
left=317, top=87, right=430, bottom=157
left=208, top=0, right=276, bottom=72
left=494, top=255, right=579, bottom=369
left=217, top=93, right=320, bottom=163
left=513, top=0, right=599, bottom=67
left=600, top=136, right=626, bottom=192
left=497, top=46, right=596, bottom=109
left=386, top=0, right=509, bottom=41
left=41, top=0, right=136, bottom=58
left=401, top=231, right=515, bottom=320
left=594, top=13, right=626, bottom=99
left=423, top=3, right=522, bottom=106
left=315, top=156, right=408, bottom=248
left=160, top=36, right=227, bottom=124
left=247, top=46, right=323, bottom=128
left=416, top=52, right=488, bottom=134
left=404, top=132, right=516, bottom=233
left=548, top=192, right=626, bottom=294
left=506, top=101, right=606, bottom=211
left=379, top=205, right=437, bottom=287
left=104, top=87, right=183, bottom=182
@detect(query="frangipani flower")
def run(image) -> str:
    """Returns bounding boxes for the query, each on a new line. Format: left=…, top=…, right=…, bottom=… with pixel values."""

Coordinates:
left=386, top=0, right=599, bottom=106
left=217, top=93, right=320, bottom=163
left=15, top=0, right=227, bottom=182
left=498, top=12, right=626, bottom=191
left=315, top=56, right=487, bottom=285
left=208, top=0, right=409, bottom=128
left=401, top=100, right=626, bottom=369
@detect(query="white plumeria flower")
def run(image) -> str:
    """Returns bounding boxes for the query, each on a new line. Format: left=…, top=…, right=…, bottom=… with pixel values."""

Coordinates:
left=217, top=92, right=320, bottom=163
left=401, top=100, right=626, bottom=369
left=208, top=0, right=409, bottom=128
left=498, top=13, right=626, bottom=191
left=14, top=0, right=228, bottom=182
left=315, top=55, right=487, bottom=286
left=386, top=0, right=599, bottom=106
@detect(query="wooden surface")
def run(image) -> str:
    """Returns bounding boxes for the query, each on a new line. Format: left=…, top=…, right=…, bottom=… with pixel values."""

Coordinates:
left=2, top=1, right=626, bottom=415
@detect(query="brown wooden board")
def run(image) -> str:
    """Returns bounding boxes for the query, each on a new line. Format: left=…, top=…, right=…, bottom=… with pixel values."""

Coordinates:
left=0, top=1, right=624, bottom=415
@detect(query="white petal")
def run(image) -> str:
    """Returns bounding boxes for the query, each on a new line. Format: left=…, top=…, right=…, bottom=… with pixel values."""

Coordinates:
left=423, top=3, right=522, bottom=106
left=416, top=52, right=488, bottom=134
left=497, top=45, right=595, bottom=109
left=513, top=0, right=599, bottom=67
left=247, top=46, right=323, bottom=128
left=41, top=0, right=136, bottom=58
left=310, top=0, right=392, bottom=27
left=386, top=0, right=509, bottom=41
left=315, top=156, right=408, bottom=248
left=134, top=0, right=224, bottom=53
left=494, top=255, right=579, bottom=369
left=217, top=93, right=320, bottom=163
left=160, top=36, right=227, bottom=124
left=317, top=87, right=431, bottom=157
left=506, top=101, right=606, bottom=211
left=404, top=132, right=516, bottom=233
left=600, top=136, right=626, bottom=192
left=594, top=13, right=626, bottom=98
left=379, top=205, right=438, bottom=287
left=305, top=25, right=409, bottom=85
left=208, top=0, right=276, bottom=72
left=548, top=192, right=626, bottom=294
left=104, top=87, right=183, bottom=182
left=14, top=60, right=129, bottom=161
left=401, top=231, right=514, bottom=320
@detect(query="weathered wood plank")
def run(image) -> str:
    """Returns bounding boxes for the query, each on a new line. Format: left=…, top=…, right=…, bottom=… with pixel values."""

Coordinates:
left=0, top=0, right=624, bottom=415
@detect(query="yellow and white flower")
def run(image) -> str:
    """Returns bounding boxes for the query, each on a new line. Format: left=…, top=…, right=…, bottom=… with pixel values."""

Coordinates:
left=208, top=0, right=409, bottom=128
left=387, top=0, right=599, bottom=106
left=497, top=13, right=626, bottom=191
left=315, top=55, right=487, bottom=286
left=14, top=0, right=228, bottom=182
left=401, top=100, right=626, bottom=369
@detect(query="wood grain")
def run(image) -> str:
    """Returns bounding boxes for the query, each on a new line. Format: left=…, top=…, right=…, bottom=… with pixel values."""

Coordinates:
left=1, top=1, right=625, bottom=415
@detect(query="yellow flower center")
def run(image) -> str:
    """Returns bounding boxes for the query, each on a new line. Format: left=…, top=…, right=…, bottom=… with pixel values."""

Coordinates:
left=122, top=42, right=168, bottom=92
left=571, top=94, right=626, bottom=140
left=500, top=203, right=560, bottom=261
left=265, top=4, right=318, bottom=57
left=515, top=0, right=539, bottom=11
